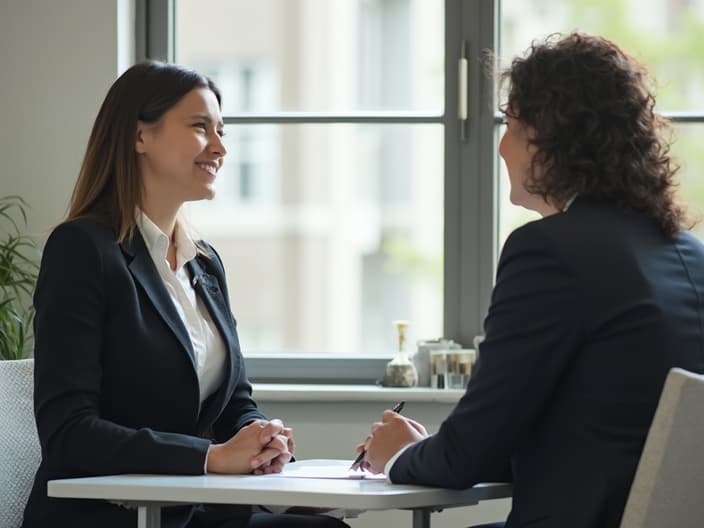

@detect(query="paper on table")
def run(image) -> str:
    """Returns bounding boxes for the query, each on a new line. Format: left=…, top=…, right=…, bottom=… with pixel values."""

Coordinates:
left=274, top=460, right=386, bottom=480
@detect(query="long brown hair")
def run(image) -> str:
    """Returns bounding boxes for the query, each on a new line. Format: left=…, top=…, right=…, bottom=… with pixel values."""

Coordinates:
left=501, top=33, right=688, bottom=236
left=67, top=61, right=221, bottom=242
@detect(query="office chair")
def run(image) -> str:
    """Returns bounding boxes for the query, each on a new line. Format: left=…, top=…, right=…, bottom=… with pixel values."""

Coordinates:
left=620, top=368, right=704, bottom=527
left=0, top=359, right=41, bottom=528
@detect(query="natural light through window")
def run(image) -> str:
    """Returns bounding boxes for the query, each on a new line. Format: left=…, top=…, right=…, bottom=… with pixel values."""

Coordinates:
left=176, top=0, right=445, bottom=355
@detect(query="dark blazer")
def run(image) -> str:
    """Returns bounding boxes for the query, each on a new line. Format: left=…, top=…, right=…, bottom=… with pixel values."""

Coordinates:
left=22, top=217, right=266, bottom=528
left=390, top=198, right=704, bottom=528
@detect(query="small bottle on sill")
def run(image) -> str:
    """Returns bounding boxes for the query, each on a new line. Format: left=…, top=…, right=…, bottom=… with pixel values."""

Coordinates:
left=382, top=320, right=418, bottom=388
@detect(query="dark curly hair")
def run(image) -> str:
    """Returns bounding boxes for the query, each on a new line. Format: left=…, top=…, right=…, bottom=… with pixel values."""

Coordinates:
left=501, top=32, right=688, bottom=236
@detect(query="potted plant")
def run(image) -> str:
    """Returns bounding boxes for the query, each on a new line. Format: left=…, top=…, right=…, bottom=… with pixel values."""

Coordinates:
left=0, top=195, right=39, bottom=360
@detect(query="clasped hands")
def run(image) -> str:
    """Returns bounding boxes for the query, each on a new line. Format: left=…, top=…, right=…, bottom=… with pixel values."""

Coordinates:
left=206, top=418, right=294, bottom=475
left=354, top=409, right=429, bottom=474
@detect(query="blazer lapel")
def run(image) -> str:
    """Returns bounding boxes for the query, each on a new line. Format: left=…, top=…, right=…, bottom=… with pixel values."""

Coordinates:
left=186, top=257, right=237, bottom=429
left=121, top=232, right=197, bottom=370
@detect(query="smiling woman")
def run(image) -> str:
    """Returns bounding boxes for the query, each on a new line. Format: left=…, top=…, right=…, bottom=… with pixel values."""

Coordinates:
left=22, top=62, right=348, bottom=528
left=66, top=62, right=226, bottom=243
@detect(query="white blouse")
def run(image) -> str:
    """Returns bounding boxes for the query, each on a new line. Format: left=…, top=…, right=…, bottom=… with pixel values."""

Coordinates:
left=136, top=213, right=227, bottom=405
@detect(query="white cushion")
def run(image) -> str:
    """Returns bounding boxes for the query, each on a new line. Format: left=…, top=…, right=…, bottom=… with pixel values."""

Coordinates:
left=0, top=359, right=41, bottom=528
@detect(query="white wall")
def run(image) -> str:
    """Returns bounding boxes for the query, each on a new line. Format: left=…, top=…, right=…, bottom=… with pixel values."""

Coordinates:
left=0, top=2, right=511, bottom=526
left=0, top=0, right=123, bottom=239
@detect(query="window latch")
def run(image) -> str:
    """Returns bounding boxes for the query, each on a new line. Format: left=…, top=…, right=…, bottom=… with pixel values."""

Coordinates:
left=459, top=40, right=469, bottom=142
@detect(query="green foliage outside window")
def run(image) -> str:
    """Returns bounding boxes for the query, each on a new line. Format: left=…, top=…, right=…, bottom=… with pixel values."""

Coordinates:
left=501, top=0, right=704, bottom=239
left=565, top=0, right=704, bottom=234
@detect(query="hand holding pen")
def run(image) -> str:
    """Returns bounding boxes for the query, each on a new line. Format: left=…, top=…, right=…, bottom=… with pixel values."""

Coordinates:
left=350, top=401, right=406, bottom=472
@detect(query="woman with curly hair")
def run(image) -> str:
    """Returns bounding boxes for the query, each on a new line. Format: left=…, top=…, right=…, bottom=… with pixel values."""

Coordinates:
left=357, top=33, right=704, bottom=528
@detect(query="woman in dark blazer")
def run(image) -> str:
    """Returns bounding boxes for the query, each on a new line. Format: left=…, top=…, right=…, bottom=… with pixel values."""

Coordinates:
left=357, top=33, right=704, bottom=528
left=22, top=62, right=347, bottom=528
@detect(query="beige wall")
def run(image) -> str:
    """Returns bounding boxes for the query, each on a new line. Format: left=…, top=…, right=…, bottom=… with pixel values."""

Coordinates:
left=0, top=0, right=127, bottom=240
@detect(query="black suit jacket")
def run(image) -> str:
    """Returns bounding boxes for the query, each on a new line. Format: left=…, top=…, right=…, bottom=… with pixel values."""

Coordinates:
left=390, top=199, right=704, bottom=528
left=22, top=218, right=266, bottom=528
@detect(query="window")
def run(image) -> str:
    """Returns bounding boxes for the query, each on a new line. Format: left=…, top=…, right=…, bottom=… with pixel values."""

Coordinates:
left=141, top=0, right=458, bottom=375
left=175, top=0, right=446, bottom=359
left=139, top=0, right=704, bottom=382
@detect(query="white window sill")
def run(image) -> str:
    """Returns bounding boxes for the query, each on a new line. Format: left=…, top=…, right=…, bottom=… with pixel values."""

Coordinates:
left=252, top=383, right=465, bottom=404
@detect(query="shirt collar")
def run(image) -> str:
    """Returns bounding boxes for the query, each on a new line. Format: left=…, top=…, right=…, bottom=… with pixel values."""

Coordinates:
left=563, top=193, right=578, bottom=212
left=136, top=211, right=197, bottom=270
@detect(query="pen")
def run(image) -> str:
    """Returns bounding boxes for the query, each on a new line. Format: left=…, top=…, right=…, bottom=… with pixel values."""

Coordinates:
left=349, top=401, right=406, bottom=471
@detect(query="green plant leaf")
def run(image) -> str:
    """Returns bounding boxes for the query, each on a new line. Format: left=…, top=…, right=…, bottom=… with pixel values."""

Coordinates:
left=0, top=195, right=39, bottom=360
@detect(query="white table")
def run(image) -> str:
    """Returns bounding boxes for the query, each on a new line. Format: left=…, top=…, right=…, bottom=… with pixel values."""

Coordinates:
left=48, top=459, right=511, bottom=528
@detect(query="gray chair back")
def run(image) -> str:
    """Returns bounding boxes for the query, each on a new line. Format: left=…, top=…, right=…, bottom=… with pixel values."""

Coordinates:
left=620, top=368, right=704, bottom=527
left=0, top=359, right=40, bottom=528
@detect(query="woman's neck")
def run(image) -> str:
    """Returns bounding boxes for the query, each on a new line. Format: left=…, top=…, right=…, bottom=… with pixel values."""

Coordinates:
left=141, top=201, right=180, bottom=240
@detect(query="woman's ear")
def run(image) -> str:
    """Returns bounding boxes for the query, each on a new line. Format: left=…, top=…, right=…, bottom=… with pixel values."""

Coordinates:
left=135, top=121, right=148, bottom=154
